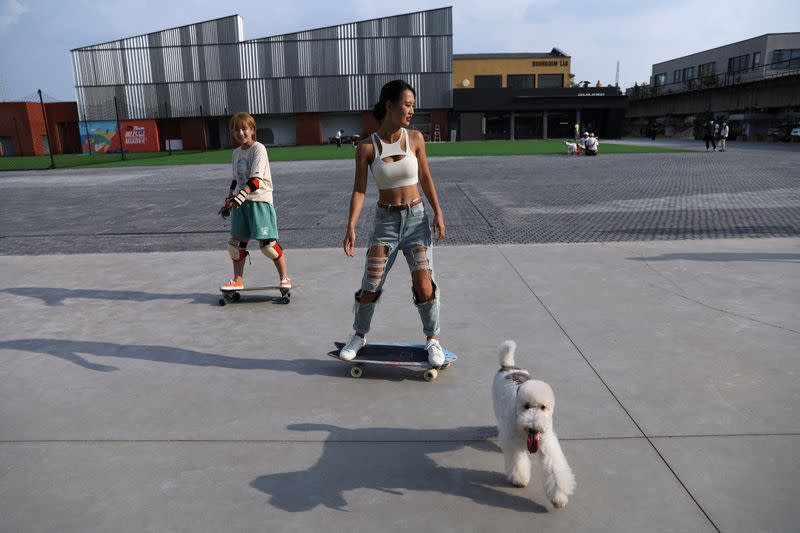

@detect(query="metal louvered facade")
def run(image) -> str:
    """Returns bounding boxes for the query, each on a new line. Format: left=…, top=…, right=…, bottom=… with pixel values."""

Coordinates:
left=71, top=9, right=453, bottom=121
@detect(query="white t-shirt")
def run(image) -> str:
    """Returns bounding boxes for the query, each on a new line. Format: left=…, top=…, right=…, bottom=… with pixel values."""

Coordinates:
left=231, top=141, right=273, bottom=203
left=585, top=137, right=598, bottom=152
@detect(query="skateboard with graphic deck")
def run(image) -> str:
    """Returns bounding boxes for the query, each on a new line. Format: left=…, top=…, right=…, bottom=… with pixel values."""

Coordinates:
left=219, top=284, right=293, bottom=306
left=328, top=342, right=457, bottom=381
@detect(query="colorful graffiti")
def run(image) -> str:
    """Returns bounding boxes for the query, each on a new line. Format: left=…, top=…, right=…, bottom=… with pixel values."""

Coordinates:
left=81, top=121, right=119, bottom=153
left=80, top=120, right=160, bottom=153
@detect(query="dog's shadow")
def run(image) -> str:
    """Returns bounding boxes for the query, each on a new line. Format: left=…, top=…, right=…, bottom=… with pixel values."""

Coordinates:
left=250, top=423, right=548, bottom=513
left=0, top=338, right=343, bottom=375
left=2, top=287, right=215, bottom=306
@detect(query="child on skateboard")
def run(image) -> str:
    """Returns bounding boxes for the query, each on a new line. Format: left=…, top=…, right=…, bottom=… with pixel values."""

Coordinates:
left=219, top=112, right=291, bottom=291
left=341, top=80, right=446, bottom=366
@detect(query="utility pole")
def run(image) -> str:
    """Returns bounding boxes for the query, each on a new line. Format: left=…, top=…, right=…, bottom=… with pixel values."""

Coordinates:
left=615, top=61, right=620, bottom=87
left=38, top=89, right=56, bottom=169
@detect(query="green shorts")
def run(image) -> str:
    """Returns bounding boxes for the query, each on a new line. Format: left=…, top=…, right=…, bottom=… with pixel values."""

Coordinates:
left=230, top=200, right=279, bottom=241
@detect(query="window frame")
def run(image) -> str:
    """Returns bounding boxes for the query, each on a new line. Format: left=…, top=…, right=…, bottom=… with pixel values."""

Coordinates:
left=506, top=74, right=534, bottom=89
left=727, top=54, right=750, bottom=73
left=474, top=74, right=503, bottom=89
left=770, top=49, right=800, bottom=70
left=698, top=62, right=715, bottom=78
left=537, top=73, right=565, bottom=88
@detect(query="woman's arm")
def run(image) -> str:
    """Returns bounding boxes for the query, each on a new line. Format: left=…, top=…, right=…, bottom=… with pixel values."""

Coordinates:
left=412, top=130, right=445, bottom=242
left=343, top=140, right=372, bottom=256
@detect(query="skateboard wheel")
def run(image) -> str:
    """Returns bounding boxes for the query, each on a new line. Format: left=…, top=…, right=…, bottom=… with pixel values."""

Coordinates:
left=218, top=298, right=226, bottom=306
left=350, top=365, right=363, bottom=378
left=281, top=296, right=290, bottom=304
left=424, top=368, right=438, bottom=381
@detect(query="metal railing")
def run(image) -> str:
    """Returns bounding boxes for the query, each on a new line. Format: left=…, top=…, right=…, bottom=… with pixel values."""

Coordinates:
left=626, top=58, right=800, bottom=100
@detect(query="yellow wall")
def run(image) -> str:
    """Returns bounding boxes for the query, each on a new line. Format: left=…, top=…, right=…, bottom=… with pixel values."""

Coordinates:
left=453, top=57, right=571, bottom=88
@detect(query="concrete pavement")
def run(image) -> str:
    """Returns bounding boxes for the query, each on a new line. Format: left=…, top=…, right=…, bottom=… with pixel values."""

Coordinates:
left=1, top=237, right=798, bottom=532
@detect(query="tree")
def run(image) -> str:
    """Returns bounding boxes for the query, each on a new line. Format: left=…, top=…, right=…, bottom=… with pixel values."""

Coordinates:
left=569, top=73, right=579, bottom=88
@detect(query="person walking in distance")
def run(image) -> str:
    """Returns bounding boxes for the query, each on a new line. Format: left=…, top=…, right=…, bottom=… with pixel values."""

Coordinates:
left=704, top=120, right=717, bottom=151
left=719, top=122, right=729, bottom=152
left=340, top=79, right=447, bottom=366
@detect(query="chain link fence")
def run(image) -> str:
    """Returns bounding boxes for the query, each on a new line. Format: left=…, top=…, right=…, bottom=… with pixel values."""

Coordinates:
left=0, top=90, right=210, bottom=171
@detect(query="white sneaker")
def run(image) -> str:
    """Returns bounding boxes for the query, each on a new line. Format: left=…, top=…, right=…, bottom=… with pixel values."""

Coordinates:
left=426, top=338, right=445, bottom=367
left=340, top=334, right=366, bottom=361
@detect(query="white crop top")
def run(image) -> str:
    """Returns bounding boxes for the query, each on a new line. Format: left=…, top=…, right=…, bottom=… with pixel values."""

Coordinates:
left=369, top=128, right=419, bottom=190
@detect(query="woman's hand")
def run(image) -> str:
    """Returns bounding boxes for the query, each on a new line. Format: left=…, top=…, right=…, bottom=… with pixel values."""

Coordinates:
left=343, top=227, right=357, bottom=257
left=432, top=211, right=445, bottom=242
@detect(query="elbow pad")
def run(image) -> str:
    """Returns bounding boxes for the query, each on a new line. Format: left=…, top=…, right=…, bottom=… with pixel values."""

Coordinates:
left=246, top=177, right=261, bottom=191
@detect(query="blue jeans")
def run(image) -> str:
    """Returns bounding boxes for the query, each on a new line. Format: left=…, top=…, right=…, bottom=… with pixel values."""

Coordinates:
left=353, top=202, right=439, bottom=337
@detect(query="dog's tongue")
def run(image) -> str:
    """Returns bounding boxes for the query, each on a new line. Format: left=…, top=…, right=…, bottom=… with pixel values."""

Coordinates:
left=527, top=432, right=540, bottom=454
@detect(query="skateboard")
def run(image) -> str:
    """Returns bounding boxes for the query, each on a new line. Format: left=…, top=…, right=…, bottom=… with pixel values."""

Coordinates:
left=328, top=342, right=457, bottom=381
left=219, top=285, right=292, bottom=306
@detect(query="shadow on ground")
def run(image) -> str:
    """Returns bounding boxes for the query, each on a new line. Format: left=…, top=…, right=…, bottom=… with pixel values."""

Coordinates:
left=0, top=338, right=343, bottom=374
left=250, top=423, right=546, bottom=514
left=2, top=287, right=215, bottom=306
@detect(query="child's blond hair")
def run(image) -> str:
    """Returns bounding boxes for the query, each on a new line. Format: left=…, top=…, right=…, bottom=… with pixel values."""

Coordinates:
left=229, top=112, right=256, bottom=133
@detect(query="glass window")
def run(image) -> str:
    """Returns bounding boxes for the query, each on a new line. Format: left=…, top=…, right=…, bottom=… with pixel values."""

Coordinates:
left=673, top=70, right=681, bottom=83
left=727, top=54, right=750, bottom=73
left=484, top=113, right=510, bottom=140
left=753, top=51, right=762, bottom=66
left=682, top=66, right=695, bottom=80
left=538, top=74, right=564, bottom=88
left=507, top=74, right=534, bottom=89
left=654, top=73, right=667, bottom=86
left=474, top=75, right=502, bottom=88
left=771, top=49, right=800, bottom=69
left=698, top=62, right=715, bottom=77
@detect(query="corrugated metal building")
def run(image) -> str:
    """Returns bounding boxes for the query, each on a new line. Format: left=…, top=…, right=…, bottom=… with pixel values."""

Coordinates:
left=71, top=8, right=453, bottom=148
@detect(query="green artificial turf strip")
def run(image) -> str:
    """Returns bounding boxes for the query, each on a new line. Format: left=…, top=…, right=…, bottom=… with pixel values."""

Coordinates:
left=0, top=140, right=691, bottom=171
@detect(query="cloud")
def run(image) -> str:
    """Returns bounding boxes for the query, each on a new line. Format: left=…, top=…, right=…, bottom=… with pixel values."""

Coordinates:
left=0, top=0, right=27, bottom=32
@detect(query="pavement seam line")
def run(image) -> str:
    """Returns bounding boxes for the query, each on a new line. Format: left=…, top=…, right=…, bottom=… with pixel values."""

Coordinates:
left=496, top=244, right=722, bottom=533
left=637, top=250, right=800, bottom=335
left=456, top=183, right=493, bottom=227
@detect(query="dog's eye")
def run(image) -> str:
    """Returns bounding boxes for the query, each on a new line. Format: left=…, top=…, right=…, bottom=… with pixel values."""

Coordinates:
left=540, top=405, right=546, bottom=411
left=523, top=403, right=531, bottom=410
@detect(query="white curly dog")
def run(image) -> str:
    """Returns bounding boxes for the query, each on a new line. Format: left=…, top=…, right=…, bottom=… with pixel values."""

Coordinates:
left=492, top=340, right=576, bottom=508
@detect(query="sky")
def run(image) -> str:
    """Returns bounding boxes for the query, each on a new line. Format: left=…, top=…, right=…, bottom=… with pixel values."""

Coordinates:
left=1, top=0, right=798, bottom=102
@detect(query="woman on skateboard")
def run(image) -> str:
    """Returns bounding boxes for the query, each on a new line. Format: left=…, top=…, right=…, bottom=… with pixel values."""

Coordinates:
left=341, top=79, right=446, bottom=365
left=219, top=112, right=291, bottom=291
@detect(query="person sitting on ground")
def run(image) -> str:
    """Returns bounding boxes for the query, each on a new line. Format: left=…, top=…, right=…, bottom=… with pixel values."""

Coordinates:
left=584, top=133, right=599, bottom=156
left=565, top=140, right=582, bottom=155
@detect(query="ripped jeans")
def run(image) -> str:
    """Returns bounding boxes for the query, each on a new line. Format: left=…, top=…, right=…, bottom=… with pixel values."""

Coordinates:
left=353, top=201, right=439, bottom=337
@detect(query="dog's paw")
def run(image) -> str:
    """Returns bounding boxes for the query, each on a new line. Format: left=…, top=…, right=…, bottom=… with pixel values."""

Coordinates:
left=550, top=490, right=569, bottom=509
left=507, top=473, right=529, bottom=488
